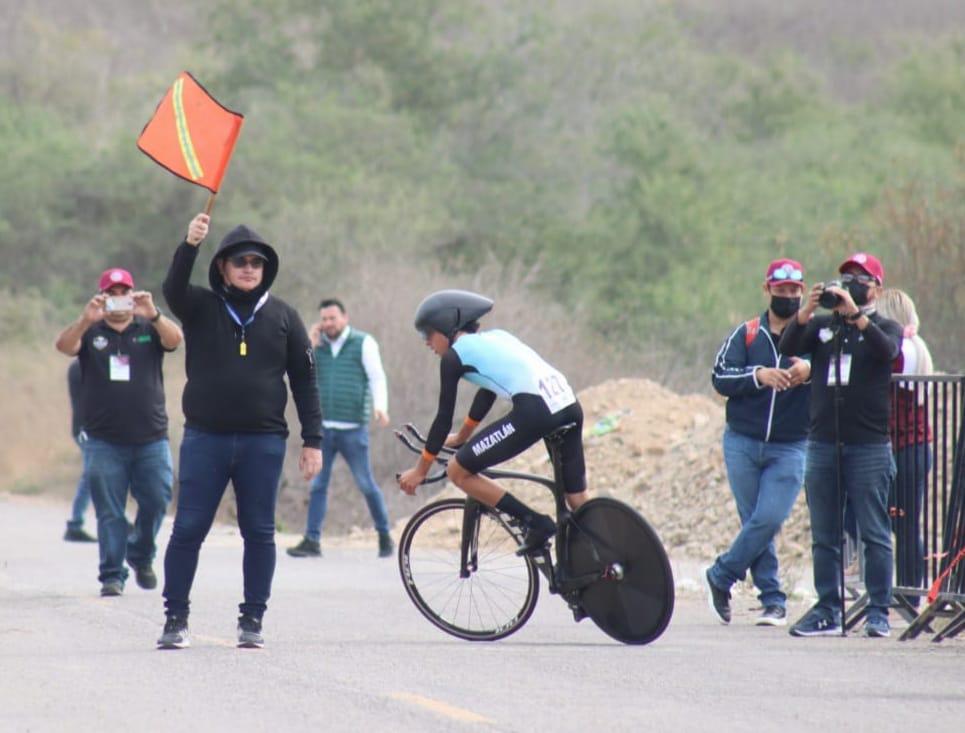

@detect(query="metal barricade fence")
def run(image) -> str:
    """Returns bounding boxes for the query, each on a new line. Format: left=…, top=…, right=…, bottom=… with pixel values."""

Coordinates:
left=886, top=374, right=965, bottom=641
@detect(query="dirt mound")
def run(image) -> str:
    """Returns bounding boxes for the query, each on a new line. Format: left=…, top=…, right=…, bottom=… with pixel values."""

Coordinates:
left=398, top=378, right=811, bottom=567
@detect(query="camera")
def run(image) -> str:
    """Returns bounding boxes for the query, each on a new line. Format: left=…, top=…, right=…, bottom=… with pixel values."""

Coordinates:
left=104, top=295, right=134, bottom=313
left=818, top=281, right=843, bottom=309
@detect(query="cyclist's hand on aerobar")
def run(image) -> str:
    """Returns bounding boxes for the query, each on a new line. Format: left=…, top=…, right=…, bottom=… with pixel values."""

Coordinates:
left=398, top=466, right=427, bottom=495
left=443, top=432, right=463, bottom=448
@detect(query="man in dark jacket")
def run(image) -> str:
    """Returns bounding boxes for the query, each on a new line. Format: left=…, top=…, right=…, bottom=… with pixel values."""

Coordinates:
left=706, top=258, right=811, bottom=627
left=157, top=212, right=323, bottom=650
left=780, top=252, right=902, bottom=639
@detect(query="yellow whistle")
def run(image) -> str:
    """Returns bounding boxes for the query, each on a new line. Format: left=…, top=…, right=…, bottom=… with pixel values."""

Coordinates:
left=240, top=341, right=247, bottom=356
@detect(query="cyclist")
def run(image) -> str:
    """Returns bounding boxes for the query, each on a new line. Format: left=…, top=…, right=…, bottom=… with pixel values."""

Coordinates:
left=397, top=290, right=588, bottom=554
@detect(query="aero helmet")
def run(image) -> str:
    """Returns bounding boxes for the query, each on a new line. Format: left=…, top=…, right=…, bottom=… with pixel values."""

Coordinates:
left=414, top=289, right=494, bottom=338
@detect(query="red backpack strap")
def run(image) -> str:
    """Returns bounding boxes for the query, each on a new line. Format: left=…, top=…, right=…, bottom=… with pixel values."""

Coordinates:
left=744, top=316, right=760, bottom=349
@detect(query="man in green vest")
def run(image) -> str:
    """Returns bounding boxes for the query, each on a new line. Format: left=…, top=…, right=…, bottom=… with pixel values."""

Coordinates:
left=288, top=298, right=393, bottom=558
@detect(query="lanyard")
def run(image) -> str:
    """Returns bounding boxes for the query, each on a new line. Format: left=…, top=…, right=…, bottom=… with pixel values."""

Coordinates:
left=222, top=292, right=269, bottom=356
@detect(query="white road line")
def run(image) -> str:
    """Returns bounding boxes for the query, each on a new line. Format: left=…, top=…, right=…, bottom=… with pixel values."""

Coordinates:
left=388, top=692, right=494, bottom=725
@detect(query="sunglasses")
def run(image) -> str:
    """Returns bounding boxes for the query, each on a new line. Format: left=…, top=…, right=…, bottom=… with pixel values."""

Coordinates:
left=769, top=266, right=803, bottom=282
left=228, top=255, right=265, bottom=269
left=841, top=272, right=876, bottom=285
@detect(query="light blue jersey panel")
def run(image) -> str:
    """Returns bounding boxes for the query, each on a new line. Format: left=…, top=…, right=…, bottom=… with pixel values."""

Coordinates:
left=452, top=330, right=575, bottom=412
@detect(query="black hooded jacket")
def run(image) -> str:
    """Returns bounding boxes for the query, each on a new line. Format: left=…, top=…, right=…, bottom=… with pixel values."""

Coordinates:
left=163, top=225, right=322, bottom=446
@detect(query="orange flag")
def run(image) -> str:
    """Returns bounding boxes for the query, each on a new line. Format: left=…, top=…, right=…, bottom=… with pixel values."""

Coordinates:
left=137, top=72, right=244, bottom=193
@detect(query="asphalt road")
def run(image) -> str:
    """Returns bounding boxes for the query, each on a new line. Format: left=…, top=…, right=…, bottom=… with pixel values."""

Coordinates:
left=1, top=492, right=963, bottom=733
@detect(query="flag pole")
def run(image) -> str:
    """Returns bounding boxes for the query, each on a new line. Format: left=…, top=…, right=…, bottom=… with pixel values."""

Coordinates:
left=203, top=192, right=217, bottom=216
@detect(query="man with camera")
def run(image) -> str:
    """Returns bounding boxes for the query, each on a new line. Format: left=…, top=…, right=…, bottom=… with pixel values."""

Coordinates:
left=55, top=268, right=183, bottom=597
left=779, top=253, right=902, bottom=638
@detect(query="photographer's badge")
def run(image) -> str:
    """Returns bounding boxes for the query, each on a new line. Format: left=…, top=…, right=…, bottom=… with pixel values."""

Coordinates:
left=109, top=354, right=131, bottom=382
left=827, top=353, right=852, bottom=386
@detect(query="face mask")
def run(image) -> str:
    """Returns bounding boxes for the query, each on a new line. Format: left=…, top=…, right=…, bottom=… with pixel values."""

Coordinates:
left=847, top=281, right=871, bottom=306
left=770, top=295, right=801, bottom=319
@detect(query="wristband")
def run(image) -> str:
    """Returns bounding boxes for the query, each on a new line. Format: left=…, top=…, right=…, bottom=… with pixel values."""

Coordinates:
left=150, top=307, right=162, bottom=323
left=844, top=311, right=862, bottom=323
left=463, top=417, right=480, bottom=430
left=421, top=448, right=436, bottom=463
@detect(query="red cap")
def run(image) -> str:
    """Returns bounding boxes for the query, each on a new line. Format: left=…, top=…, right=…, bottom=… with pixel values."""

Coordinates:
left=838, top=252, right=884, bottom=284
left=98, top=268, right=135, bottom=291
left=765, top=258, right=805, bottom=286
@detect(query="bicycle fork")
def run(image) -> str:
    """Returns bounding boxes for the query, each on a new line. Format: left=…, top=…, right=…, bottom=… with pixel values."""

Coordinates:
left=459, top=498, right=483, bottom=578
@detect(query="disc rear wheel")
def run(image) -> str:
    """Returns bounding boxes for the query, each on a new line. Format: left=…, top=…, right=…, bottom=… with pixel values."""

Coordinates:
left=564, top=497, right=674, bottom=644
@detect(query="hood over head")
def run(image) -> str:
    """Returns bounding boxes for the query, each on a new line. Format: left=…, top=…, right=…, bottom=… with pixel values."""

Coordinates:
left=208, top=225, right=279, bottom=292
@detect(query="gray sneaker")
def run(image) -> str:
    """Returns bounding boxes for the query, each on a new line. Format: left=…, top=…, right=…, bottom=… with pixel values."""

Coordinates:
left=703, top=568, right=731, bottom=625
left=864, top=614, right=890, bottom=638
left=100, top=580, right=124, bottom=597
left=789, top=607, right=841, bottom=637
left=378, top=532, right=394, bottom=558
left=237, top=615, right=264, bottom=649
left=286, top=538, right=321, bottom=558
left=756, top=605, right=787, bottom=627
left=64, top=526, right=97, bottom=543
left=157, top=616, right=190, bottom=649
left=127, top=561, right=157, bottom=590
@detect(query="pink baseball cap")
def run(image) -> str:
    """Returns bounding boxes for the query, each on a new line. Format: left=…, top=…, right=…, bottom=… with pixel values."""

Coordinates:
left=765, top=258, right=805, bottom=286
left=839, top=252, right=884, bottom=284
left=98, top=268, right=135, bottom=291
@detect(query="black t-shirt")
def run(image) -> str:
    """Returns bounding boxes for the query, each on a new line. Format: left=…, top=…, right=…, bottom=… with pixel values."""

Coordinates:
left=77, top=319, right=170, bottom=444
left=779, top=312, right=902, bottom=444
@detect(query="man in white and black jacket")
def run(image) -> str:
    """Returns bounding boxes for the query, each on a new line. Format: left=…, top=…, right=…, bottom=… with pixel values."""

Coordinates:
left=706, top=258, right=811, bottom=628
left=156, top=212, right=323, bottom=650
left=780, top=252, right=902, bottom=639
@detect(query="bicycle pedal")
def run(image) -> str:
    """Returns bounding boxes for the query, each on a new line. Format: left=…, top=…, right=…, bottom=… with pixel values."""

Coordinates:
left=515, top=539, right=552, bottom=557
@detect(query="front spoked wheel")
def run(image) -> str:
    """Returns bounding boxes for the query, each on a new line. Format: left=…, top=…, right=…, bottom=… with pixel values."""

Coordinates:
left=399, top=498, right=540, bottom=641
left=564, top=497, right=675, bottom=645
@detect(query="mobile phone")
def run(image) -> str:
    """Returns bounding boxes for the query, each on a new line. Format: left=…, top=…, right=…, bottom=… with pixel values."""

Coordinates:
left=104, top=295, right=134, bottom=313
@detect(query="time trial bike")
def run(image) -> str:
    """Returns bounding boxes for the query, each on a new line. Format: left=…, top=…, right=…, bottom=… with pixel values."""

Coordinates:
left=395, top=422, right=674, bottom=644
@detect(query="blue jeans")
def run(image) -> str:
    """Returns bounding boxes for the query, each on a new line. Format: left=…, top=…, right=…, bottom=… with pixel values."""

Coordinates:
left=805, top=441, right=896, bottom=618
left=67, top=433, right=92, bottom=529
left=303, top=426, right=390, bottom=541
left=163, top=428, right=286, bottom=619
left=709, top=428, right=805, bottom=607
left=84, top=437, right=173, bottom=584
